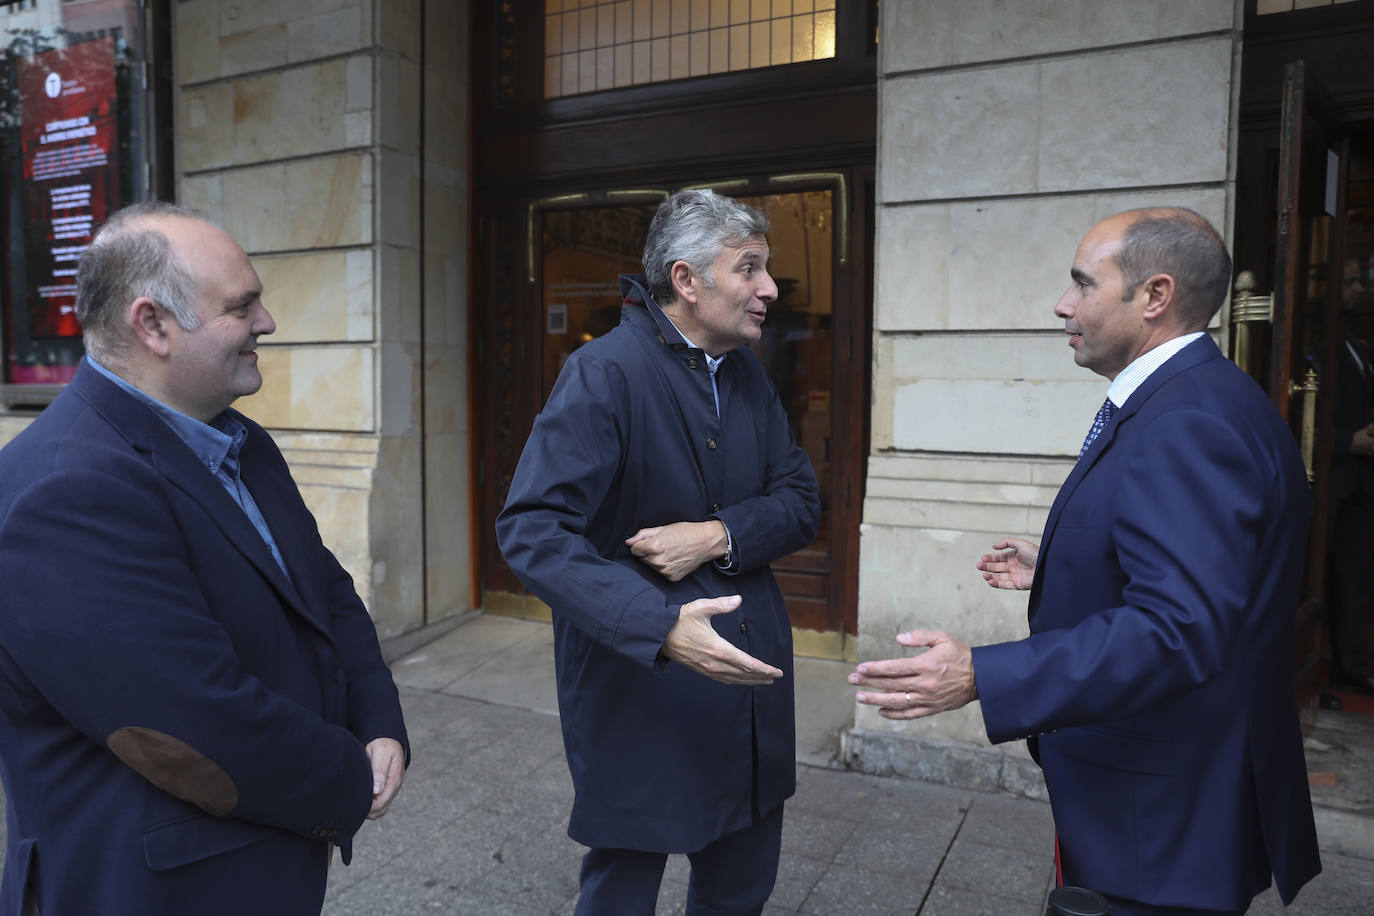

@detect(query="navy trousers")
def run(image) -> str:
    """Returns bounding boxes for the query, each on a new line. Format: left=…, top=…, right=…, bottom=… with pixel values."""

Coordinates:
left=573, top=803, right=785, bottom=915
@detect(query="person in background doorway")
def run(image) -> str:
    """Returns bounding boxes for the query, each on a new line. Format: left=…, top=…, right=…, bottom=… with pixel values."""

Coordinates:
left=1328, top=255, right=1374, bottom=695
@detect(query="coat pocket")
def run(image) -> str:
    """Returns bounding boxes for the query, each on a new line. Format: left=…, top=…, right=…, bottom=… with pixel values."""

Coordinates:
left=142, top=814, right=269, bottom=871
left=1048, top=725, right=1176, bottom=776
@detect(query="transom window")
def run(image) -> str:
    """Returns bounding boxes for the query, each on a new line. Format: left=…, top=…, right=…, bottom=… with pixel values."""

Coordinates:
left=544, top=0, right=837, bottom=98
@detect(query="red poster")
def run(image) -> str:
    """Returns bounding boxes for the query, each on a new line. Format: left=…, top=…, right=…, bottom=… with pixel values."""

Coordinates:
left=13, top=39, right=120, bottom=383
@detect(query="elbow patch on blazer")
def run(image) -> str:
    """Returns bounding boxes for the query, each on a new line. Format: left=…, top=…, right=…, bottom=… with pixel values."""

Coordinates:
left=107, top=727, right=239, bottom=816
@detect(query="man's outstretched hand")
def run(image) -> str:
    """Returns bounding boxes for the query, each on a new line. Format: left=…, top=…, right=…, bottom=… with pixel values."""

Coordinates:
left=661, top=595, right=782, bottom=686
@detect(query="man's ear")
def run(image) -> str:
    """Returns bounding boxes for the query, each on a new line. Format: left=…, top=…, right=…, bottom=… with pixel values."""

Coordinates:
left=128, top=296, right=174, bottom=358
left=670, top=260, right=698, bottom=305
left=1140, top=273, right=1175, bottom=321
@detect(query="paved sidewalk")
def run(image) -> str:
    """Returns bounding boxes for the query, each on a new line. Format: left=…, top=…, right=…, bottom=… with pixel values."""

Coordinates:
left=320, top=615, right=1373, bottom=915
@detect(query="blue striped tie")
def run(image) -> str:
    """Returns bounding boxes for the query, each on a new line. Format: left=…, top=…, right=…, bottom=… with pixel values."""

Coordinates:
left=1079, top=398, right=1117, bottom=459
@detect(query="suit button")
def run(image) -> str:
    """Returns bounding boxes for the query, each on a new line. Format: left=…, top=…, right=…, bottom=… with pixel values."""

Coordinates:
left=710, top=503, right=721, bottom=513
left=688, top=357, right=699, bottom=369
left=739, top=622, right=748, bottom=633
left=706, top=438, right=717, bottom=449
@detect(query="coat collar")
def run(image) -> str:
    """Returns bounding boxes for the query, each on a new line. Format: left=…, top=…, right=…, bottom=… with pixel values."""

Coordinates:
left=66, top=362, right=331, bottom=642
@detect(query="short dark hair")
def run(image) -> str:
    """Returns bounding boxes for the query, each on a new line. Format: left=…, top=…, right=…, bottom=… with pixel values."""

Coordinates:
left=1114, top=207, right=1232, bottom=329
left=642, top=189, right=770, bottom=306
left=75, top=201, right=206, bottom=362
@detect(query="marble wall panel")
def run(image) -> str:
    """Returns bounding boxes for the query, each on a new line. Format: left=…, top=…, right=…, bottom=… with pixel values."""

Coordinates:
left=1038, top=39, right=1233, bottom=193
left=177, top=83, right=234, bottom=173
left=881, top=39, right=1234, bottom=204
left=378, top=244, right=422, bottom=344
left=211, top=153, right=371, bottom=253
left=875, top=189, right=1228, bottom=332
left=218, top=0, right=366, bottom=38
left=369, top=433, right=426, bottom=636
left=378, top=341, right=420, bottom=437
left=241, top=346, right=375, bottom=431
left=379, top=0, right=422, bottom=61
left=177, top=0, right=220, bottom=84
left=287, top=4, right=369, bottom=63
left=423, top=430, right=471, bottom=618
left=179, top=59, right=362, bottom=172
left=888, top=334, right=1107, bottom=455
left=882, top=0, right=1234, bottom=73
left=379, top=53, right=422, bottom=155
left=219, top=25, right=287, bottom=75
left=378, top=151, right=421, bottom=249
left=252, top=249, right=373, bottom=344
left=880, top=67, right=1038, bottom=203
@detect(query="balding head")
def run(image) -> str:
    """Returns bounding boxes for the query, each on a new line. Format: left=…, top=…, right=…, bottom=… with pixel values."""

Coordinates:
left=75, top=201, right=207, bottom=366
left=1108, top=207, right=1232, bottom=331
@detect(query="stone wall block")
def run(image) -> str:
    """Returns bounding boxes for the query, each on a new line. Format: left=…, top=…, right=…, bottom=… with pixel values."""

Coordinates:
left=882, top=0, right=1233, bottom=72
left=379, top=0, right=422, bottom=61
left=874, top=204, right=950, bottom=331
left=217, top=154, right=370, bottom=253
left=242, top=346, right=375, bottom=431
left=177, top=83, right=235, bottom=172
left=219, top=24, right=288, bottom=76
left=287, top=4, right=368, bottom=62
left=231, top=60, right=352, bottom=165
left=379, top=53, right=422, bottom=155
left=377, top=151, right=421, bottom=249
left=177, top=0, right=221, bottom=84
left=423, top=430, right=470, bottom=618
left=218, top=0, right=362, bottom=38
left=252, top=250, right=374, bottom=344
left=880, top=67, right=1038, bottom=203
left=1038, top=40, right=1232, bottom=191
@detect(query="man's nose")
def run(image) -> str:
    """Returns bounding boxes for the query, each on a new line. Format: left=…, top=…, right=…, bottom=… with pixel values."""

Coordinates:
left=1053, top=289, right=1073, bottom=319
left=254, top=303, right=277, bottom=336
left=757, top=270, right=779, bottom=303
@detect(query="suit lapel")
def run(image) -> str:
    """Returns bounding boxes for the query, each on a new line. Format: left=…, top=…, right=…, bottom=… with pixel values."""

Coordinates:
left=1030, top=336, right=1224, bottom=606
left=70, top=365, right=330, bottom=640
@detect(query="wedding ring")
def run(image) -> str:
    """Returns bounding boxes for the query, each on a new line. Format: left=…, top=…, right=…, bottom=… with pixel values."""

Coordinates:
left=905, top=692, right=912, bottom=705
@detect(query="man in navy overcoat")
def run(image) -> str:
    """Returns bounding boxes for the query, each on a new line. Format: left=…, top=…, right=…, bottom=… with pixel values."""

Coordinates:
left=851, top=208, right=1320, bottom=915
left=497, top=189, right=819, bottom=914
left=0, top=202, right=408, bottom=915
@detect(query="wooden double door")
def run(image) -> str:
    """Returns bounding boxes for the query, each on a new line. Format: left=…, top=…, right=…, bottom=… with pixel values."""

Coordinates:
left=1234, top=42, right=1374, bottom=712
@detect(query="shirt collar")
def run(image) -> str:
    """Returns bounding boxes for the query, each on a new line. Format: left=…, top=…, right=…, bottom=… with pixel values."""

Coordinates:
left=85, top=356, right=245, bottom=474
left=1106, top=332, right=1206, bottom=408
left=664, top=318, right=727, bottom=374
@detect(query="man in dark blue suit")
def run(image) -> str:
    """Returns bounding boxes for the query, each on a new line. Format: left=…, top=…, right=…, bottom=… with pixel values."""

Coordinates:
left=0, top=202, right=408, bottom=915
left=850, top=208, right=1320, bottom=914
left=497, top=190, right=820, bottom=915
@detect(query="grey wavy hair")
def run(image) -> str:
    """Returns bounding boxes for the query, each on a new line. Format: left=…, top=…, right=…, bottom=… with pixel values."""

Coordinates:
left=75, top=200, right=206, bottom=363
left=642, top=189, right=770, bottom=306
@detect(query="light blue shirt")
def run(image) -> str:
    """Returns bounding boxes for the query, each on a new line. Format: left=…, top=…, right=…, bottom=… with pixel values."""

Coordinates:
left=664, top=318, right=727, bottom=417
left=85, top=357, right=291, bottom=580
left=1106, top=332, right=1206, bottom=409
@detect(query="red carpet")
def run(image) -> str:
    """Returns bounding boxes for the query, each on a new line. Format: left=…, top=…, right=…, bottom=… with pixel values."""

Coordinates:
left=1328, top=686, right=1374, bottom=715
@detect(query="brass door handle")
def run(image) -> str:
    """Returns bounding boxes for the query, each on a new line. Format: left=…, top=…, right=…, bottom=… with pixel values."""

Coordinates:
left=1290, top=367, right=1319, bottom=482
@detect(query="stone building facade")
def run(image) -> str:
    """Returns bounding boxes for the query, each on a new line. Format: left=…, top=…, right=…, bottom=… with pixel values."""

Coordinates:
left=2, top=0, right=1369, bottom=787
